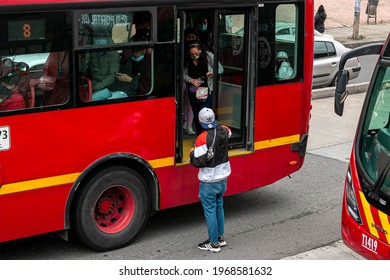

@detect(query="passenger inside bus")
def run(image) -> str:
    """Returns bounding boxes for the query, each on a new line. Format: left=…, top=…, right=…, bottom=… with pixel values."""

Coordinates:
left=274, top=51, right=294, bottom=80
left=79, top=31, right=120, bottom=96
left=92, top=36, right=151, bottom=101
left=133, top=12, right=151, bottom=41
left=184, top=41, right=223, bottom=135
left=0, top=71, right=26, bottom=111
left=182, top=27, right=198, bottom=135
left=195, top=14, right=213, bottom=52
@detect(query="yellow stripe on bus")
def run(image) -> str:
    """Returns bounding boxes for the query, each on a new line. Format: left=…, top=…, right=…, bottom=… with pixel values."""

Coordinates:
left=0, top=173, right=81, bottom=195
left=359, top=191, right=379, bottom=238
left=0, top=157, right=175, bottom=196
left=378, top=211, right=390, bottom=244
left=254, top=134, right=300, bottom=150
left=0, top=137, right=297, bottom=197
left=148, top=157, right=175, bottom=168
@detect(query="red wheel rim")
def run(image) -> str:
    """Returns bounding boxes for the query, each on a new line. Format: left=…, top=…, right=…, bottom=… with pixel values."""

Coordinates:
left=94, top=185, right=135, bottom=234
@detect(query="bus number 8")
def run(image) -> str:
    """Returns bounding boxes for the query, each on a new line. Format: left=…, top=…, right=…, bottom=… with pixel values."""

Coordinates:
left=23, top=24, right=31, bottom=38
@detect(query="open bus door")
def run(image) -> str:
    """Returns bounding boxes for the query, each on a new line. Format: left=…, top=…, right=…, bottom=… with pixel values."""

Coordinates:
left=176, top=7, right=255, bottom=163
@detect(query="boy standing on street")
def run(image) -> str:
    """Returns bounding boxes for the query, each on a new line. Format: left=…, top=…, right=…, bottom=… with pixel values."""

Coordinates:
left=190, top=108, right=231, bottom=253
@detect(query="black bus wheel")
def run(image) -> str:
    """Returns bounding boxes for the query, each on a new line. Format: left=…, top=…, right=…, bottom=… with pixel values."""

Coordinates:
left=72, top=166, right=149, bottom=251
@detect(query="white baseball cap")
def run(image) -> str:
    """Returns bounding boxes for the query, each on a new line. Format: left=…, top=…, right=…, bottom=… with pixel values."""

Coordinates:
left=199, top=107, right=217, bottom=129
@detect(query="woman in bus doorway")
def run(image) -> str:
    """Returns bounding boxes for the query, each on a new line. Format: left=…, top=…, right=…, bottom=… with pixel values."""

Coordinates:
left=184, top=42, right=223, bottom=136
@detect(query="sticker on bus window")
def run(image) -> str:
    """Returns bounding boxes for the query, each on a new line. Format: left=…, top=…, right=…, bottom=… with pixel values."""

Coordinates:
left=0, top=126, right=10, bottom=151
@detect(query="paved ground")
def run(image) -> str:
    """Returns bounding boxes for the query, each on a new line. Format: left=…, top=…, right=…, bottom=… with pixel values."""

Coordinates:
left=315, top=0, right=390, bottom=29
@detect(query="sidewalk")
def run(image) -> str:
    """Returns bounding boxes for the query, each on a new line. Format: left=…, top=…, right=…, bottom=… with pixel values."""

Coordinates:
left=327, top=23, right=390, bottom=48
left=283, top=241, right=365, bottom=260
left=315, top=0, right=390, bottom=48
left=315, top=0, right=390, bottom=29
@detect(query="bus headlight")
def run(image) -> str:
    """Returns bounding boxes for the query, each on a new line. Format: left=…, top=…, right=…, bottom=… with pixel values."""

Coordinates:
left=346, top=169, right=362, bottom=225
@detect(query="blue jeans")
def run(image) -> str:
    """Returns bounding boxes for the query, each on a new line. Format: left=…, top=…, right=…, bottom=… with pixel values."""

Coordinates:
left=199, top=179, right=227, bottom=244
left=92, top=88, right=128, bottom=101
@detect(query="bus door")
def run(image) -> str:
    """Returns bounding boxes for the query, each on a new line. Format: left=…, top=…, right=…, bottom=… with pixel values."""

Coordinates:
left=215, top=9, right=254, bottom=148
left=176, top=7, right=255, bottom=163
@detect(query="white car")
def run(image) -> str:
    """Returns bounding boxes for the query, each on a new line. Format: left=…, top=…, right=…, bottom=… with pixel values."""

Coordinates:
left=313, top=36, right=361, bottom=88
left=5, top=52, right=49, bottom=77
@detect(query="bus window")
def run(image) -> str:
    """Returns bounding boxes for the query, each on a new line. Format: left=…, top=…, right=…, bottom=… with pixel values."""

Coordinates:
left=0, top=12, right=72, bottom=110
left=274, top=4, right=296, bottom=81
left=257, top=3, right=303, bottom=85
left=76, top=10, right=176, bottom=103
left=78, top=44, right=153, bottom=102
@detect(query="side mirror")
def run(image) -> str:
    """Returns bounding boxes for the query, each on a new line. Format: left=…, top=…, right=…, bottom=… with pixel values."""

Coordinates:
left=334, top=69, right=349, bottom=116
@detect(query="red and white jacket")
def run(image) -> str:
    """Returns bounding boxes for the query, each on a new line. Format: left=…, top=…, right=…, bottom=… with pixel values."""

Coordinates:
left=190, top=124, right=231, bottom=182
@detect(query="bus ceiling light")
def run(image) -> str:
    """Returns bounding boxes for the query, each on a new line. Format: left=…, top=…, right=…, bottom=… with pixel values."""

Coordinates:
left=346, top=168, right=362, bottom=225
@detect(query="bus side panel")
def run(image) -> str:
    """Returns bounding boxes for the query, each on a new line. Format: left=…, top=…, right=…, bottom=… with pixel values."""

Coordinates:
left=0, top=184, right=71, bottom=242
left=159, top=144, right=300, bottom=210
left=0, top=98, right=176, bottom=184
left=0, top=98, right=176, bottom=242
left=255, top=83, right=305, bottom=144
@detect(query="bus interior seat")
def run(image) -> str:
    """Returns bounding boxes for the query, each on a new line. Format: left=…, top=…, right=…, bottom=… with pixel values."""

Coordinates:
left=79, top=76, right=92, bottom=101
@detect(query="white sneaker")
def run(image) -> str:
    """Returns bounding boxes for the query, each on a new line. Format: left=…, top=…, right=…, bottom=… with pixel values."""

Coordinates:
left=187, top=126, right=195, bottom=135
left=183, top=122, right=187, bottom=131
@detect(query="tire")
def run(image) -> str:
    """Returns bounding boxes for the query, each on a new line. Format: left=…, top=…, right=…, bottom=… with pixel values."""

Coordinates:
left=72, top=166, right=149, bottom=251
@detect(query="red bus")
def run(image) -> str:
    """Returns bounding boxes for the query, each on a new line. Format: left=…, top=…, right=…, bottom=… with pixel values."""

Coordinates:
left=0, top=0, right=314, bottom=251
left=335, top=36, right=390, bottom=259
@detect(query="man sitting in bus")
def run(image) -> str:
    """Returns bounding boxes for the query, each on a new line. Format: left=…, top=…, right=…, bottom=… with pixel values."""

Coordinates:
left=0, top=71, right=26, bottom=111
left=92, top=36, right=151, bottom=101
left=79, top=32, right=120, bottom=96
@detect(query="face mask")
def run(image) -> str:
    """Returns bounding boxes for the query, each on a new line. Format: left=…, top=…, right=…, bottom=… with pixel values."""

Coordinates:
left=191, top=54, right=200, bottom=60
left=132, top=54, right=145, bottom=62
left=198, top=24, right=207, bottom=32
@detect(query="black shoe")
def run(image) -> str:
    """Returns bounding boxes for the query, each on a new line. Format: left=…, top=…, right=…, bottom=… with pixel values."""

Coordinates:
left=218, top=236, right=227, bottom=247
left=197, top=240, right=221, bottom=253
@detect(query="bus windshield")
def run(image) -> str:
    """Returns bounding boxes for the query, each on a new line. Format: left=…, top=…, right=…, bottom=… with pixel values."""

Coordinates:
left=358, top=64, right=390, bottom=197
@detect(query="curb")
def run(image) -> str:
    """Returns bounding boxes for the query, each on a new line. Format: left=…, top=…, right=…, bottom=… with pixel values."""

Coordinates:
left=281, top=240, right=365, bottom=260
left=343, top=39, right=385, bottom=49
left=312, top=82, right=369, bottom=100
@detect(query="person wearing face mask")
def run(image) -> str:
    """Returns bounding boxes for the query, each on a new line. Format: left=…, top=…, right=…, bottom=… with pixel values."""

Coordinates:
left=79, top=32, right=120, bottom=94
left=133, top=12, right=151, bottom=41
left=92, top=37, right=151, bottom=101
left=0, top=71, right=25, bottom=111
left=182, top=27, right=199, bottom=135
left=275, top=51, right=294, bottom=81
left=196, top=15, right=213, bottom=52
left=184, top=41, right=223, bottom=135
